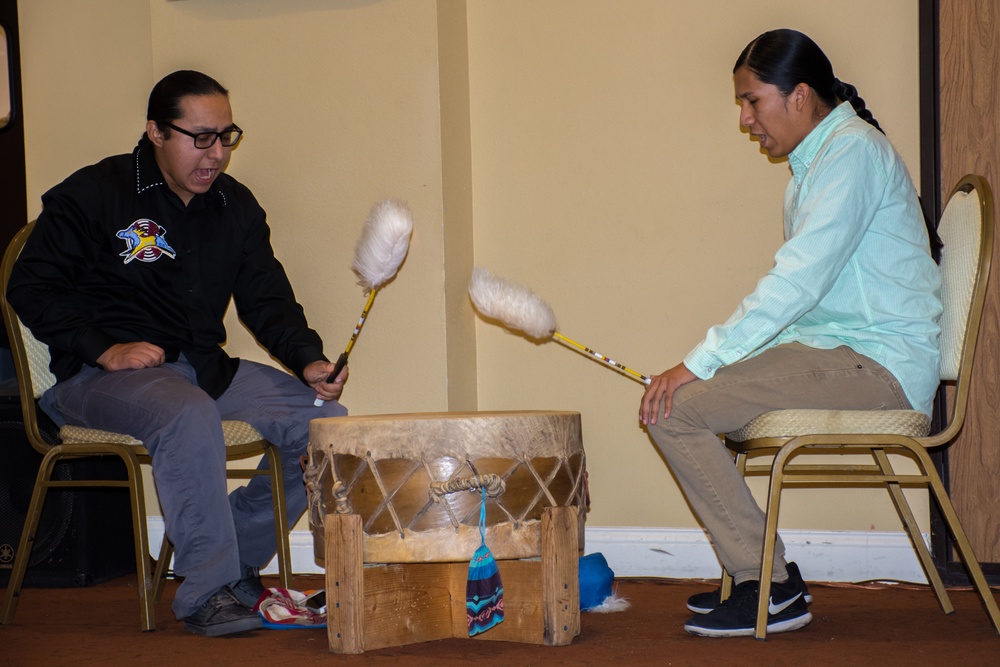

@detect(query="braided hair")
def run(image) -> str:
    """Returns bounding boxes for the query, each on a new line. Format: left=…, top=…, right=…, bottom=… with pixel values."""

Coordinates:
left=832, top=78, right=884, bottom=134
left=734, top=29, right=942, bottom=261
left=734, top=29, right=884, bottom=134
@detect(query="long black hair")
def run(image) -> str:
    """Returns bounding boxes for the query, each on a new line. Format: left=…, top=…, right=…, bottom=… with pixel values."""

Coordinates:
left=734, top=29, right=942, bottom=261
left=734, top=29, right=883, bottom=133
left=145, top=70, right=229, bottom=137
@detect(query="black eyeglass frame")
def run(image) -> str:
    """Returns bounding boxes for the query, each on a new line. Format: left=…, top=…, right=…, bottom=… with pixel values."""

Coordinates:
left=159, top=121, right=243, bottom=149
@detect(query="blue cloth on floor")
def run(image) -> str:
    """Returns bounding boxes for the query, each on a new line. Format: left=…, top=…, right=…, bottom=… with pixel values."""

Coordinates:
left=579, top=552, right=615, bottom=610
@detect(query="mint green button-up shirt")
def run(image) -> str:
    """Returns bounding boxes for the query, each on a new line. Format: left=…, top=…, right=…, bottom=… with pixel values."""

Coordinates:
left=684, top=102, right=942, bottom=415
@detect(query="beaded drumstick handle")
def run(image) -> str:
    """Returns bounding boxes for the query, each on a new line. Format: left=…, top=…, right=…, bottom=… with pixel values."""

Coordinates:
left=551, top=332, right=651, bottom=385
left=315, top=288, right=377, bottom=406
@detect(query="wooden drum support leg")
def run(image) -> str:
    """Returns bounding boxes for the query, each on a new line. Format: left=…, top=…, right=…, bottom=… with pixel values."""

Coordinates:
left=325, top=513, right=365, bottom=654
left=542, top=505, right=580, bottom=645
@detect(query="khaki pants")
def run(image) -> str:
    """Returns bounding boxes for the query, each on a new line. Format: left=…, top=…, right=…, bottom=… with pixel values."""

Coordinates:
left=646, top=343, right=913, bottom=585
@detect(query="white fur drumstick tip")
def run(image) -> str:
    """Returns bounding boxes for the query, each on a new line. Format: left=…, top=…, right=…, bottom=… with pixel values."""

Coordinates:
left=315, top=199, right=413, bottom=407
left=468, top=266, right=651, bottom=385
left=352, top=199, right=413, bottom=291
left=468, top=267, right=557, bottom=341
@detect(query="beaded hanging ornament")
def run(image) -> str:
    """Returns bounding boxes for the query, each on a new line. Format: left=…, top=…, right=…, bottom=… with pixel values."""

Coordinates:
left=466, top=487, right=504, bottom=636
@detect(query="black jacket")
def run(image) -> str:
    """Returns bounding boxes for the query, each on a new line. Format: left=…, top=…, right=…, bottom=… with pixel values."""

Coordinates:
left=7, top=138, right=327, bottom=398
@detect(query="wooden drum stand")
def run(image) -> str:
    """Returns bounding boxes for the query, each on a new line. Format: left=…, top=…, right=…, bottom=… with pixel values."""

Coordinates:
left=307, top=411, right=587, bottom=654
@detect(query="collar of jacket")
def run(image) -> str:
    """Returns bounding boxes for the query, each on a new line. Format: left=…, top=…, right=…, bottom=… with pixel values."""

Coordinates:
left=132, top=136, right=227, bottom=209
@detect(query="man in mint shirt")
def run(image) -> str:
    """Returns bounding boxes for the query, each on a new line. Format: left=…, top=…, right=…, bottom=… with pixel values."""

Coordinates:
left=639, top=30, right=941, bottom=638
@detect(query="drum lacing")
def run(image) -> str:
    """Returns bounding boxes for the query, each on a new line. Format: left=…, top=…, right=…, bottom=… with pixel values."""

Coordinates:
left=303, top=453, right=348, bottom=532
left=429, top=473, right=506, bottom=499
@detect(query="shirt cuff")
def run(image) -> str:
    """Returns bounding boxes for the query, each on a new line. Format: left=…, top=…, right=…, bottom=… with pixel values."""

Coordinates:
left=683, top=345, right=721, bottom=381
left=76, top=328, right=120, bottom=367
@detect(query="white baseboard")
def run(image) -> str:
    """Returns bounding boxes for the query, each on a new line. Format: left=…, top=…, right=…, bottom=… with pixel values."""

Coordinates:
left=145, top=518, right=929, bottom=584
left=584, top=526, right=929, bottom=584
left=146, top=518, right=322, bottom=577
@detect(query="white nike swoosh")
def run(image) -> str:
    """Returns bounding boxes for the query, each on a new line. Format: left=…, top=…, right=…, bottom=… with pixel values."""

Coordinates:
left=768, top=591, right=802, bottom=615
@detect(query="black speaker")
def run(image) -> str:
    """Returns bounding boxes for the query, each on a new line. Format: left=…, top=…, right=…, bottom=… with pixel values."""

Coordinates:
left=0, top=393, right=137, bottom=587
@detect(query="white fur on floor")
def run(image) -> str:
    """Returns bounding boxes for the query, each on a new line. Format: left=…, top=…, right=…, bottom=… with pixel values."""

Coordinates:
left=585, top=591, right=631, bottom=613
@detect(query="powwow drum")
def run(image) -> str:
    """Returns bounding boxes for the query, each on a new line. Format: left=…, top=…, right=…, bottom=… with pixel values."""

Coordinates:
left=306, top=411, right=587, bottom=564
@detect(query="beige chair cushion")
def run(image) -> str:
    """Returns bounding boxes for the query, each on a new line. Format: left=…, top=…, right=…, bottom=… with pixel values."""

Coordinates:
left=19, top=317, right=57, bottom=398
left=728, top=409, right=931, bottom=443
left=19, top=312, right=266, bottom=450
left=19, top=313, right=266, bottom=449
left=938, top=187, right=981, bottom=382
left=60, top=420, right=266, bottom=447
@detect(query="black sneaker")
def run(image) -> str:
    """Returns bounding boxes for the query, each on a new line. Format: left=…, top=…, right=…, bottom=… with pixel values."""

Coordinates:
left=183, top=586, right=263, bottom=637
left=231, top=562, right=267, bottom=610
left=686, top=561, right=813, bottom=614
left=683, top=576, right=812, bottom=638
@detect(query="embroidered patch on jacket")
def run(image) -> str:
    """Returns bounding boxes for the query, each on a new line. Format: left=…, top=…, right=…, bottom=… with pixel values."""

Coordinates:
left=117, top=219, right=177, bottom=264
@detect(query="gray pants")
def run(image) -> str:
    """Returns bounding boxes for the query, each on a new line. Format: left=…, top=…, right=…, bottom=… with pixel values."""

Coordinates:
left=41, top=358, right=348, bottom=618
left=646, top=343, right=912, bottom=586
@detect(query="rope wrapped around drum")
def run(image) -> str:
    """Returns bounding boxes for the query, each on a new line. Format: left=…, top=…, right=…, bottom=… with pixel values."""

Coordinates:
left=430, top=473, right=506, bottom=500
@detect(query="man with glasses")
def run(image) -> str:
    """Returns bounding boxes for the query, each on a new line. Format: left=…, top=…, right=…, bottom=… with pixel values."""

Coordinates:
left=7, top=70, right=350, bottom=637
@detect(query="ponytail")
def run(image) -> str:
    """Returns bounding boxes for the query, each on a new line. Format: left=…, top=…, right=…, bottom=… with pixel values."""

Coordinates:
left=737, top=29, right=942, bottom=261
left=833, top=78, right=884, bottom=134
left=735, top=30, right=885, bottom=133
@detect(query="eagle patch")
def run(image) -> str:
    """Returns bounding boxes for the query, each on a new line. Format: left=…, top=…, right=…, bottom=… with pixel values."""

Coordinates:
left=117, top=219, right=177, bottom=264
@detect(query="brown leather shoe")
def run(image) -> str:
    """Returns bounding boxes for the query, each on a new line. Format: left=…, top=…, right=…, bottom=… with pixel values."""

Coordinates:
left=183, top=586, right=262, bottom=637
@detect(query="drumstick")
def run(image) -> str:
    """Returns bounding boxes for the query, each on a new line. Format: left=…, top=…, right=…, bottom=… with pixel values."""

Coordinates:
left=315, top=200, right=413, bottom=406
left=550, top=331, right=650, bottom=385
left=325, top=288, right=376, bottom=388
left=468, top=267, right=651, bottom=385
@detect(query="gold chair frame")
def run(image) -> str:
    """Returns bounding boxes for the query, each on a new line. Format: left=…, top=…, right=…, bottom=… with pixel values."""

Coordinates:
left=722, top=174, right=1000, bottom=639
left=0, top=221, right=293, bottom=632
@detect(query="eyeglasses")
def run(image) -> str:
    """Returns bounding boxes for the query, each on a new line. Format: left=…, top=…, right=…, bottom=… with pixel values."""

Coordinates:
left=160, top=121, right=243, bottom=149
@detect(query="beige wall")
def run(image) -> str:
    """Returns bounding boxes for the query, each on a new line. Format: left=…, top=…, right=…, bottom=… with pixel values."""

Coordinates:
left=464, top=0, right=924, bottom=531
left=17, top=0, right=924, bottom=539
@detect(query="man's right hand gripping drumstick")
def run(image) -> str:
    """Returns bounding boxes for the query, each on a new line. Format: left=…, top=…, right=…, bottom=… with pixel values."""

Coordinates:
left=305, top=360, right=349, bottom=405
left=640, top=362, right=697, bottom=426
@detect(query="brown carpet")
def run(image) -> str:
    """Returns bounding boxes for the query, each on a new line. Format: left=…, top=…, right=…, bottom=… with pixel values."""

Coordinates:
left=3, top=575, right=999, bottom=666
